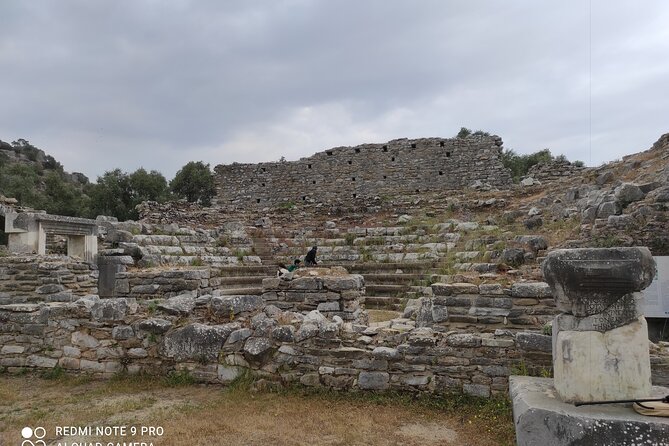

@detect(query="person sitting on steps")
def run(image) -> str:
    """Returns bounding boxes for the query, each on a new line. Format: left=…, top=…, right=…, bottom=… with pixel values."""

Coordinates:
left=287, top=259, right=301, bottom=272
left=304, top=246, right=318, bottom=266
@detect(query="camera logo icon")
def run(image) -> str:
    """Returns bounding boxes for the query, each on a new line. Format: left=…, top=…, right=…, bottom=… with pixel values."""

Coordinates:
left=21, top=426, right=46, bottom=446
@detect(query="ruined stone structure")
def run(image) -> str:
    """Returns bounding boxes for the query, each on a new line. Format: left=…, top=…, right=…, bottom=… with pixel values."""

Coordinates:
left=525, top=159, right=588, bottom=183
left=1, top=208, right=98, bottom=262
left=213, top=136, right=512, bottom=207
left=0, top=269, right=550, bottom=398
left=543, top=247, right=655, bottom=403
left=511, top=247, right=669, bottom=446
left=0, top=255, right=98, bottom=304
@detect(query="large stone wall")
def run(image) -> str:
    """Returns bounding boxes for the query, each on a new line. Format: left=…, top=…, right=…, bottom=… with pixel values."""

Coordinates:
left=0, top=255, right=98, bottom=304
left=413, top=281, right=557, bottom=329
left=213, top=136, right=512, bottom=207
left=0, top=297, right=550, bottom=398
left=2, top=271, right=667, bottom=394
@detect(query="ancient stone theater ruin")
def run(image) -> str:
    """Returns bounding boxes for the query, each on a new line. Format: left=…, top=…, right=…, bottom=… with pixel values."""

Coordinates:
left=2, top=133, right=669, bottom=444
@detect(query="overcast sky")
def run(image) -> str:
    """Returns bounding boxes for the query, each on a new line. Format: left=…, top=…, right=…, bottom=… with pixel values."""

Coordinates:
left=1, top=1, right=668, bottom=180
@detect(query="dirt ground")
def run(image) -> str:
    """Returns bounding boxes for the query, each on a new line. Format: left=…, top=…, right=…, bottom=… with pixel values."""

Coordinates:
left=0, top=374, right=514, bottom=446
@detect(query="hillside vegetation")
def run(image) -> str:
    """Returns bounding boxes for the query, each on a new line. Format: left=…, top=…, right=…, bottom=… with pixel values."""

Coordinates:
left=0, top=139, right=215, bottom=220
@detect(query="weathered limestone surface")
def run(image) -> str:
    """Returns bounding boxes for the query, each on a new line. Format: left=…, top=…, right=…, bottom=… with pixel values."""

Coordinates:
left=419, top=280, right=557, bottom=328
left=0, top=272, right=560, bottom=398
left=511, top=376, right=669, bottom=446
left=553, top=317, right=651, bottom=403
left=213, top=136, right=511, bottom=207
left=542, top=247, right=654, bottom=320
left=0, top=255, right=98, bottom=304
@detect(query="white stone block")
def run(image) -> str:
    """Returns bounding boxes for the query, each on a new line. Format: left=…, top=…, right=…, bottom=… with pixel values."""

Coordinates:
left=553, top=316, right=651, bottom=403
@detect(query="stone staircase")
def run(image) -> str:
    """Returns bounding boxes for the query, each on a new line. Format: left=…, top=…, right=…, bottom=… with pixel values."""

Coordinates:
left=348, top=262, right=437, bottom=310
left=212, top=265, right=276, bottom=296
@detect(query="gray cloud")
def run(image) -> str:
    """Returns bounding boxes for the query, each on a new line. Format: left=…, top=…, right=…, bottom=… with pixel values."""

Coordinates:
left=0, top=1, right=667, bottom=179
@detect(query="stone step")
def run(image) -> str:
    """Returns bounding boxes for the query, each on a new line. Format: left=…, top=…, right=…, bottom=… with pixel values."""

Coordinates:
left=216, top=265, right=277, bottom=276
left=218, top=276, right=265, bottom=285
left=215, top=286, right=263, bottom=296
left=363, top=273, right=429, bottom=284
left=365, top=284, right=412, bottom=295
left=348, top=262, right=438, bottom=273
left=363, top=295, right=404, bottom=310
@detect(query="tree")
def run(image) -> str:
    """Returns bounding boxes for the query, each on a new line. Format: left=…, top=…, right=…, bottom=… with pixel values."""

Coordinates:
left=170, top=161, right=216, bottom=206
left=89, top=168, right=169, bottom=220
left=456, top=127, right=472, bottom=138
left=89, top=169, right=134, bottom=220
left=456, top=127, right=492, bottom=138
left=129, top=168, right=170, bottom=204
left=0, top=163, right=41, bottom=206
left=41, top=171, right=91, bottom=217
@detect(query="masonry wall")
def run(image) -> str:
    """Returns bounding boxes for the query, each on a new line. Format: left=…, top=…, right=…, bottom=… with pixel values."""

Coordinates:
left=213, top=136, right=512, bottom=207
left=2, top=274, right=668, bottom=394
left=415, top=281, right=558, bottom=329
left=0, top=255, right=98, bottom=304
left=0, top=296, right=551, bottom=398
left=525, top=160, right=588, bottom=183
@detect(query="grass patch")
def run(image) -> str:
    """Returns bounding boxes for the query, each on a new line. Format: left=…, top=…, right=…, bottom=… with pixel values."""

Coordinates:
left=0, top=375, right=515, bottom=445
left=164, top=370, right=196, bottom=387
left=225, top=368, right=256, bottom=394
left=40, top=365, right=65, bottom=380
left=189, top=256, right=204, bottom=266
left=282, top=386, right=515, bottom=445
left=367, top=309, right=401, bottom=323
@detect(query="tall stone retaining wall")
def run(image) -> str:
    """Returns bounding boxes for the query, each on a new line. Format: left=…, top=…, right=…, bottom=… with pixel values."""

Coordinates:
left=2, top=274, right=667, bottom=394
left=0, top=255, right=98, bottom=304
left=0, top=296, right=551, bottom=397
left=414, top=281, right=558, bottom=329
left=213, top=136, right=512, bottom=207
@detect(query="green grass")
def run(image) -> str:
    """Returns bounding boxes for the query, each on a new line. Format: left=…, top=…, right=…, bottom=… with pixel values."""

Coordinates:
left=164, top=370, right=196, bottom=387
left=190, top=256, right=204, bottom=266
left=40, top=365, right=65, bottom=380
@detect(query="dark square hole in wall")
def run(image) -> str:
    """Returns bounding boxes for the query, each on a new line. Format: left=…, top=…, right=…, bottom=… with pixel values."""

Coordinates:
left=261, top=168, right=266, bottom=172
left=308, top=164, right=312, bottom=169
left=440, top=141, right=445, bottom=147
left=392, top=157, right=395, bottom=161
left=411, top=143, right=416, bottom=148
left=415, top=189, right=420, bottom=193
left=256, top=199, right=260, bottom=203
left=355, top=148, right=360, bottom=153
left=262, top=183, right=266, bottom=186
left=326, top=151, right=333, bottom=156
left=312, top=180, right=316, bottom=184
left=302, top=196, right=306, bottom=201
left=439, top=171, right=443, bottom=176
left=348, top=160, right=352, bottom=165
left=353, top=193, right=357, bottom=198
left=383, top=175, right=387, bottom=179
left=352, top=177, right=356, bottom=181
left=382, top=145, right=388, bottom=152
left=446, top=152, right=451, bottom=157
